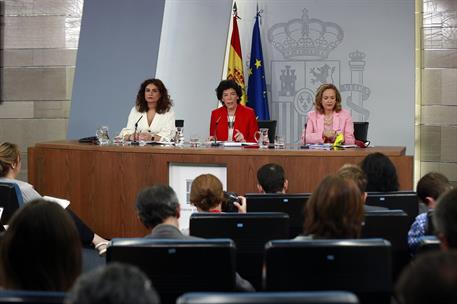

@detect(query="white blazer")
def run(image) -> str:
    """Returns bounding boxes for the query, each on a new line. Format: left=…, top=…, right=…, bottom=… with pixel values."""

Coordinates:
left=119, top=106, right=176, bottom=141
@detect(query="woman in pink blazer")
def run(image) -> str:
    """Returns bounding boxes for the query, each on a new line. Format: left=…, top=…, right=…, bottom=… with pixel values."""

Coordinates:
left=301, top=83, right=355, bottom=144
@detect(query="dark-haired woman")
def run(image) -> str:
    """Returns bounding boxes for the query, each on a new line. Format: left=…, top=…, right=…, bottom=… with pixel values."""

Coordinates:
left=119, top=78, right=175, bottom=142
left=0, top=199, right=82, bottom=291
left=360, top=152, right=400, bottom=192
left=209, top=79, right=258, bottom=142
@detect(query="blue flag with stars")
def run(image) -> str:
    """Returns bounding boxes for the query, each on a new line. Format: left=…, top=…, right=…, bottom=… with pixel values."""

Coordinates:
left=247, top=13, right=269, bottom=120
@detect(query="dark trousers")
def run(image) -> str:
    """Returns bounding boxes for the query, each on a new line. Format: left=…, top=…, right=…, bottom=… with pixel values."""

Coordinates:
left=66, top=209, right=95, bottom=247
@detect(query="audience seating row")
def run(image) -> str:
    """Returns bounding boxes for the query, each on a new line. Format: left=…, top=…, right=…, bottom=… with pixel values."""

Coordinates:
left=106, top=238, right=392, bottom=304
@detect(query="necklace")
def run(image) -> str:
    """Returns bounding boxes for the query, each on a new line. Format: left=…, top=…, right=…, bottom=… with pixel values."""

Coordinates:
left=228, top=115, right=235, bottom=129
left=324, top=114, right=333, bottom=125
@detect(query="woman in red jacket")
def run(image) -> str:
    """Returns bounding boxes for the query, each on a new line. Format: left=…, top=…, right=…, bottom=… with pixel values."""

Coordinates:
left=209, top=80, right=258, bottom=142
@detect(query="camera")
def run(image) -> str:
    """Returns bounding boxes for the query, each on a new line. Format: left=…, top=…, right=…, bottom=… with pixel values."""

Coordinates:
left=222, top=191, right=240, bottom=212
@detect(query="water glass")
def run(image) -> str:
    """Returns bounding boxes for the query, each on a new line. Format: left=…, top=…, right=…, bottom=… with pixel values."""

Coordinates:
left=274, top=135, right=285, bottom=149
left=96, top=126, right=110, bottom=145
left=189, top=135, right=200, bottom=148
left=255, top=128, right=270, bottom=148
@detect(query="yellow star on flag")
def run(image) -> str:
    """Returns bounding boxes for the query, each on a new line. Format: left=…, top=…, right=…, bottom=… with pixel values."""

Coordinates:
left=255, top=59, right=262, bottom=69
left=248, top=67, right=253, bottom=76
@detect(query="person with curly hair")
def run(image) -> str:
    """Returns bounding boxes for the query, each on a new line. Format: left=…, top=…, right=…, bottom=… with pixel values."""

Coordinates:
left=119, top=78, right=175, bottom=142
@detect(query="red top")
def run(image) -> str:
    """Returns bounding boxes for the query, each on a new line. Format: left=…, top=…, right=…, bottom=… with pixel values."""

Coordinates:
left=210, top=104, right=259, bottom=142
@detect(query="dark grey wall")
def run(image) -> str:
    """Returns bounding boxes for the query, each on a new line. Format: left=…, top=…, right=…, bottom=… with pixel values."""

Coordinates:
left=68, top=0, right=165, bottom=139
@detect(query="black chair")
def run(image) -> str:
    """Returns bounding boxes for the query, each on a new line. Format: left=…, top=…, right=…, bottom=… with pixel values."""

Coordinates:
left=264, top=239, right=392, bottom=304
left=416, top=236, right=441, bottom=256
left=245, top=193, right=311, bottom=238
left=0, top=182, right=23, bottom=226
left=0, top=290, right=66, bottom=304
left=177, top=291, right=359, bottom=304
left=362, top=210, right=411, bottom=280
left=190, top=212, right=289, bottom=290
left=353, top=122, right=369, bottom=142
left=257, top=120, right=277, bottom=144
left=107, top=238, right=236, bottom=304
left=366, top=191, right=419, bottom=225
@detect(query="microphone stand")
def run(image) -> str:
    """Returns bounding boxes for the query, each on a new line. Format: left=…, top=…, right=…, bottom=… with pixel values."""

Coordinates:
left=131, top=115, right=143, bottom=146
left=211, top=117, right=221, bottom=147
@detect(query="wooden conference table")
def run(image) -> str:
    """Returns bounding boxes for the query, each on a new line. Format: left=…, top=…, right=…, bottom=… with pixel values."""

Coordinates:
left=28, top=141, right=413, bottom=238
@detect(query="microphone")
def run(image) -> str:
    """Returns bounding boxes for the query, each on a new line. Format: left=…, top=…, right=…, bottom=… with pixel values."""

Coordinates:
left=211, top=116, right=222, bottom=147
left=131, top=115, right=143, bottom=146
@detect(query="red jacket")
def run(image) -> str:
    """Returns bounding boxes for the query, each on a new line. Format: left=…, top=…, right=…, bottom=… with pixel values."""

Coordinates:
left=210, top=104, right=258, bottom=142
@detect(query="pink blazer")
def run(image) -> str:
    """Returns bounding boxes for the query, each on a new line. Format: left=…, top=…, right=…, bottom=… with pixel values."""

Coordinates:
left=302, top=109, right=355, bottom=144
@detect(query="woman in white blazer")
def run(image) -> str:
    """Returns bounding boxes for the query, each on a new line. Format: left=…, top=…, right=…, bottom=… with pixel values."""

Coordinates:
left=119, top=78, right=175, bottom=142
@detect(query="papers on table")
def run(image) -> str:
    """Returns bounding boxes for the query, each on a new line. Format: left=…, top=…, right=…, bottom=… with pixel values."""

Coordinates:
left=42, top=196, right=70, bottom=209
left=307, top=143, right=333, bottom=150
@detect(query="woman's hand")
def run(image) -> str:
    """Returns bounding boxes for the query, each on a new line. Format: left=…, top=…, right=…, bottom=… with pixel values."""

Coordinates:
left=233, top=196, right=247, bottom=213
left=138, top=132, right=154, bottom=141
left=234, top=129, right=245, bottom=142
left=323, top=130, right=336, bottom=143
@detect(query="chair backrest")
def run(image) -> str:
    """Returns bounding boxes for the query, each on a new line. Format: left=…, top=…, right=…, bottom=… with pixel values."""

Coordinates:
left=265, top=239, right=392, bottom=304
left=353, top=122, right=369, bottom=142
left=190, top=212, right=289, bottom=253
left=257, top=120, right=277, bottom=144
left=189, top=212, right=289, bottom=291
left=245, top=193, right=311, bottom=238
left=177, top=291, right=359, bottom=304
left=366, top=191, right=419, bottom=225
left=107, top=238, right=236, bottom=304
left=362, top=210, right=409, bottom=251
left=416, top=236, right=441, bottom=255
left=361, top=210, right=411, bottom=280
left=0, top=182, right=23, bottom=225
left=0, top=290, right=66, bottom=304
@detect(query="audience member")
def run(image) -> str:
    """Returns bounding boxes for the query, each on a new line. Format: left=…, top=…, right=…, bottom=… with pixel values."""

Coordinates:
left=408, top=172, right=452, bottom=252
left=136, top=184, right=198, bottom=240
left=0, top=199, right=81, bottom=291
left=336, top=163, right=386, bottom=212
left=190, top=174, right=246, bottom=213
left=256, top=163, right=288, bottom=193
left=0, top=142, right=108, bottom=254
left=300, top=175, right=364, bottom=239
left=360, top=152, right=399, bottom=192
left=136, top=184, right=254, bottom=291
left=433, top=188, right=457, bottom=250
left=395, top=250, right=457, bottom=304
left=67, top=263, right=160, bottom=304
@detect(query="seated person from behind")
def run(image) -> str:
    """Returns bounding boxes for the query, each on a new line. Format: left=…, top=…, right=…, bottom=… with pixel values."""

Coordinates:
left=395, top=250, right=457, bottom=304
left=360, top=152, right=399, bottom=192
left=0, top=199, right=81, bottom=291
left=135, top=184, right=254, bottom=291
left=433, top=188, right=457, bottom=250
left=408, top=172, right=452, bottom=253
left=190, top=174, right=246, bottom=213
left=302, top=83, right=355, bottom=145
left=256, top=163, right=288, bottom=194
left=297, top=175, right=364, bottom=239
left=119, top=78, right=175, bottom=142
left=337, top=163, right=387, bottom=212
left=209, top=79, right=258, bottom=142
left=0, top=142, right=108, bottom=254
left=67, top=263, right=160, bottom=304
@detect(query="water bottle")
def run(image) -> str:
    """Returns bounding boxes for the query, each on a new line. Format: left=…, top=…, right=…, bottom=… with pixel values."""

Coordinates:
left=175, top=120, right=184, bottom=146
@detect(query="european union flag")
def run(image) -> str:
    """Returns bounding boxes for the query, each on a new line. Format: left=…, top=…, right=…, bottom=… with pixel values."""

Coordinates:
left=247, top=13, right=269, bottom=120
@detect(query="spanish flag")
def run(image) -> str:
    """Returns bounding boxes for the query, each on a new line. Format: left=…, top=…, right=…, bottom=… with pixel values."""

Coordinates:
left=226, top=3, right=246, bottom=105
